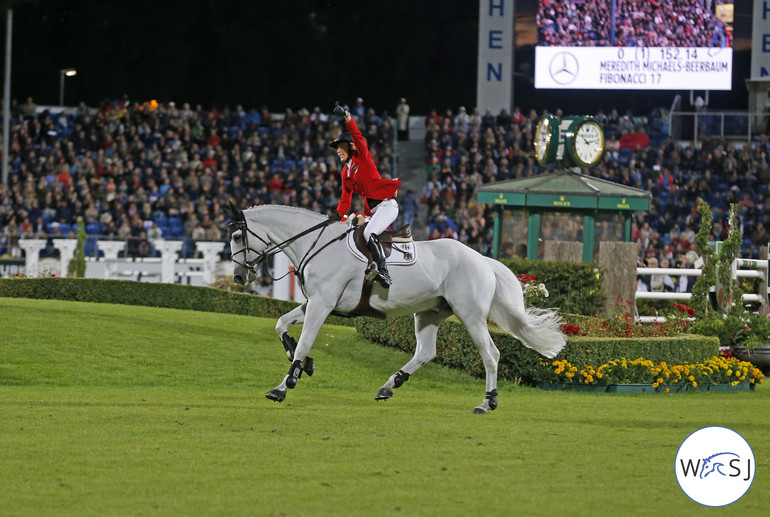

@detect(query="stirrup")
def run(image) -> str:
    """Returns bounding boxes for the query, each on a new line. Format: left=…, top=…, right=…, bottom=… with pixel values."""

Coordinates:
left=376, top=266, right=392, bottom=288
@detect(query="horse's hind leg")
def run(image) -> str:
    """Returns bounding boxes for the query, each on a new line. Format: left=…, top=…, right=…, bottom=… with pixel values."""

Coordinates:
left=375, top=307, right=452, bottom=401
left=275, top=304, right=314, bottom=376
left=460, top=319, right=500, bottom=414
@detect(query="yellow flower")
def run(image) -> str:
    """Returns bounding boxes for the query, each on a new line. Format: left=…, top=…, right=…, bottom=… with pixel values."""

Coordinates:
left=692, top=381, right=698, bottom=388
left=727, top=369, right=733, bottom=377
left=688, top=375, right=695, bottom=382
left=664, top=388, right=670, bottom=393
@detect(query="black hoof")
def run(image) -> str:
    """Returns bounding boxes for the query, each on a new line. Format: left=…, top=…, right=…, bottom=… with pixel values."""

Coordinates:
left=265, top=389, right=286, bottom=402
left=375, top=387, right=393, bottom=400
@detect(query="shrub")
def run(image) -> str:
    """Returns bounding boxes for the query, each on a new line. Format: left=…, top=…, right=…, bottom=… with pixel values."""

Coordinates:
left=68, top=217, right=87, bottom=278
left=0, top=277, right=354, bottom=326
left=500, top=258, right=603, bottom=316
left=355, top=315, right=718, bottom=385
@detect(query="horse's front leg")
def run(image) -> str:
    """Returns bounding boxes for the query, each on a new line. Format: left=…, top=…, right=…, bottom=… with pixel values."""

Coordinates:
left=266, top=298, right=334, bottom=403
left=275, top=303, right=314, bottom=376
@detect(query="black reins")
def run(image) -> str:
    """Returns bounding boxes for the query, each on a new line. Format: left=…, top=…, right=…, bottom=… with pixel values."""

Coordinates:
left=229, top=216, right=351, bottom=287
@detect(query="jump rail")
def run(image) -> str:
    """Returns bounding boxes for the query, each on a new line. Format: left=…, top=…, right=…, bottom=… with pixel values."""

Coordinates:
left=635, top=258, right=769, bottom=322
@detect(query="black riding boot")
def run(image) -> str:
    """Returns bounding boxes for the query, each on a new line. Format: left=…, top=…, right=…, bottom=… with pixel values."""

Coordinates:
left=365, top=234, right=392, bottom=288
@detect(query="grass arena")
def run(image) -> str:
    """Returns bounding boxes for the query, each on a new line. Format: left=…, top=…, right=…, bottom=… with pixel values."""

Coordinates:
left=1, top=296, right=768, bottom=516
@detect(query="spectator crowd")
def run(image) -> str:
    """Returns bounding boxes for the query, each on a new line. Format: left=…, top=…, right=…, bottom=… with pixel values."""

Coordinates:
left=2, top=91, right=769, bottom=294
left=537, top=0, right=733, bottom=48
left=0, top=96, right=395, bottom=259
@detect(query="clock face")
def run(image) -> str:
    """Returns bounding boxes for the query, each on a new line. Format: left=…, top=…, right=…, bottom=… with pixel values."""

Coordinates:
left=534, top=117, right=553, bottom=163
left=572, top=121, right=604, bottom=167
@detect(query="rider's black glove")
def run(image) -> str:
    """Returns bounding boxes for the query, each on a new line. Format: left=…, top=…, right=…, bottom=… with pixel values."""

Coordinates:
left=329, top=211, right=341, bottom=221
left=333, top=101, right=346, bottom=119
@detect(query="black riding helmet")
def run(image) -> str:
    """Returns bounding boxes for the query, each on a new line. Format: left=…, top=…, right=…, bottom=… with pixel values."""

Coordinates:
left=329, top=132, right=353, bottom=149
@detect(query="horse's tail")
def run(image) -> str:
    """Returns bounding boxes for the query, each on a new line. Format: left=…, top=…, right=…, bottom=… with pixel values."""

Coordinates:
left=486, top=258, right=566, bottom=359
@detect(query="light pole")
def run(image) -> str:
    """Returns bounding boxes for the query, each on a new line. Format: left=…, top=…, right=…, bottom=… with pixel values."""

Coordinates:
left=59, top=68, right=77, bottom=106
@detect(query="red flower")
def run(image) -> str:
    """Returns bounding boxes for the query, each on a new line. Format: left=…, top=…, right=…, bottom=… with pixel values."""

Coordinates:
left=560, top=324, right=581, bottom=336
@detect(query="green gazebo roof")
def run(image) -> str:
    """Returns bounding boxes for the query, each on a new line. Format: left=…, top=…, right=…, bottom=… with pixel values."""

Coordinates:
left=476, top=170, right=651, bottom=211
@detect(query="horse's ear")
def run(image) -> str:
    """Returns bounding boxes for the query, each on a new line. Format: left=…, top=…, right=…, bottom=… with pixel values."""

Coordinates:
left=229, top=200, right=243, bottom=221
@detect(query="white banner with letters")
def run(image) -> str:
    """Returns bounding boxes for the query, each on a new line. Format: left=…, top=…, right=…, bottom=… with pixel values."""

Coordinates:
left=476, top=0, right=514, bottom=114
left=752, top=0, right=770, bottom=79
left=535, top=46, right=732, bottom=90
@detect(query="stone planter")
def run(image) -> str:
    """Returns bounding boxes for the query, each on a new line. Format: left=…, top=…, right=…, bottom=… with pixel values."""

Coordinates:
left=731, top=344, right=770, bottom=374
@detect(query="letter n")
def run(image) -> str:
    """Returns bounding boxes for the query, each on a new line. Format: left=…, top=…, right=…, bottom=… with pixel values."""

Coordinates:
left=487, top=63, right=503, bottom=81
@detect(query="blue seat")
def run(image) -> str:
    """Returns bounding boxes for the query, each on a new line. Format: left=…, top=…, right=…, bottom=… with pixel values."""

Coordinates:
left=618, top=148, right=633, bottom=167
left=84, top=237, right=98, bottom=257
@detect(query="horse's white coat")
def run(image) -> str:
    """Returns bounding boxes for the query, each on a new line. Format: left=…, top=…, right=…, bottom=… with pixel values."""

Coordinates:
left=232, top=205, right=566, bottom=411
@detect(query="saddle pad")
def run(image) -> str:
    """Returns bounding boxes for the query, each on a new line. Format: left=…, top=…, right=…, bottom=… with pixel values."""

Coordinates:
left=346, top=231, right=417, bottom=266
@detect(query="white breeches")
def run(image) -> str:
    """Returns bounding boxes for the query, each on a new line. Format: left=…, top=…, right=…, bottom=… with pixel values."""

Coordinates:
left=364, top=198, right=399, bottom=241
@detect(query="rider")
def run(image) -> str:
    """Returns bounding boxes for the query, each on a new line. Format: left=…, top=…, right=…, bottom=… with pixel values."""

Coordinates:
left=330, top=101, right=401, bottom=288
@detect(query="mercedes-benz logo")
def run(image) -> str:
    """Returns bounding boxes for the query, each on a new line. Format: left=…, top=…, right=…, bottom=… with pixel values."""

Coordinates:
left=549, top=52, right=579, bottom=85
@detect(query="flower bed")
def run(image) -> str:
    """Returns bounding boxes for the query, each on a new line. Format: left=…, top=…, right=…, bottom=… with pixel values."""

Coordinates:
left=536, top=355, right=764, bottom=393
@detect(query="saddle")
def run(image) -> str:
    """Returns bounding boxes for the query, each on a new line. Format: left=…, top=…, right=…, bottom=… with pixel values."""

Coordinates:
left=352, top=223, right=414, bottom=261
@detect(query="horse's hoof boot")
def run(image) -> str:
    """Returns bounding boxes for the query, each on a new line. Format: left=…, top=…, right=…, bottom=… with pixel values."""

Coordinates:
left=303, top=357, right=315, bottom=377
left=266, top=389, right=286, bottom=402
left=375, top=387, right=393, bottom=400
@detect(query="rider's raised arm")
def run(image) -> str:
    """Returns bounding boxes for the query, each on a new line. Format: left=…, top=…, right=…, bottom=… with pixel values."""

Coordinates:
left=344, top=115, right=372, bottom=163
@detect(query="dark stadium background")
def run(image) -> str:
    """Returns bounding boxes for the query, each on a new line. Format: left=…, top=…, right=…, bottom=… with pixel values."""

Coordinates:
left=0, top=0, right=753, bottom=114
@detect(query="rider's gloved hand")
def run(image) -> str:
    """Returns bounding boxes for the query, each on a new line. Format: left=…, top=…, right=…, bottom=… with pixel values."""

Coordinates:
left=333, top=101, right=347, bottom=119
left=329, top=211, right=341, bottom=221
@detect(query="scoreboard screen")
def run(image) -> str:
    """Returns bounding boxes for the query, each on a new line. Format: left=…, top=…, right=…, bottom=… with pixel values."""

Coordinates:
left=534, top=0, right=734, bottom=90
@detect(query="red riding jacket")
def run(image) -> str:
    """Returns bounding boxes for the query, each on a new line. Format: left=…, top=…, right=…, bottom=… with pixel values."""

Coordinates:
left=336, top=117, right=401, bottom=217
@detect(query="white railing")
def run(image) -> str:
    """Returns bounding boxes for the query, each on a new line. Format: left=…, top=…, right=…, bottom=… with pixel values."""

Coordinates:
left=16, top=238, right=225, bottom=287
left=668, top=111, right=764, bottom=143
left=635, top=258, right=769, bottom=322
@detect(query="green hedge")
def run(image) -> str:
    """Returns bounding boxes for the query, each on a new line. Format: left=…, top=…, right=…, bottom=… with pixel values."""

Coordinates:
left=355, top=315, right=719, bottom=385
left=0, top=278, right=354, bottom=326
left=499, top=258, right=604, bottom=316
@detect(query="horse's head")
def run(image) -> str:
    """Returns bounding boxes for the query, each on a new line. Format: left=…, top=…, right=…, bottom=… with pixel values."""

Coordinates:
left=228, top=201, right=264, bottom=285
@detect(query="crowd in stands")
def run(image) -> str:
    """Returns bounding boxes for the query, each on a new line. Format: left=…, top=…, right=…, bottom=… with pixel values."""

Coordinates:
left=3, top=92, right=769, bottom=293
left=0, top=96, right=395, bottom=259
left=537, top=0, right=732, bottom=48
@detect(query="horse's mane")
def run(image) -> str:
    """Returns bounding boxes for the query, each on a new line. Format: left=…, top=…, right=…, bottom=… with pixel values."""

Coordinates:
left=244, top=204, right=326, bottom=220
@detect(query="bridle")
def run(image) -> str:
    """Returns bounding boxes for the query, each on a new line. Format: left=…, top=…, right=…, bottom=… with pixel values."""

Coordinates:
left=229, top=215, right=350, bottom=287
